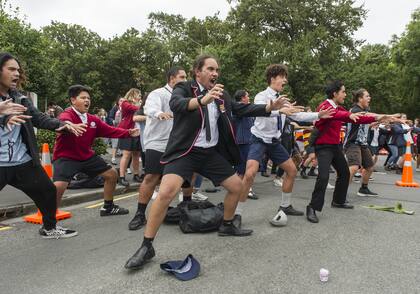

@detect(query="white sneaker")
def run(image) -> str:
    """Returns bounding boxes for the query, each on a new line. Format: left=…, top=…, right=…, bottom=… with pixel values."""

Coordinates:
left=127, top=168, right=132, bottom=174
left=178, top=191, right=183, bottom=202
left=273, top=178, right=283, bottom=187
left=327, top=183, right=335, bottom=189
left=192, top=192, right=208, bottom=201
left=416, top=168, right=420, bottom=172
left=151, top=190, right=158, bottom=200
left=111, top=158, right=117, bottom=165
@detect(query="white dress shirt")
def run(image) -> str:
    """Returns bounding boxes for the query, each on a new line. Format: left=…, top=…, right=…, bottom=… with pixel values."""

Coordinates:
left=143, top=84, right=174, bottom=152
left=251, top=87, right=319, bottom=144
left=194, top=83, right=220, bottom=148
left=72, top=107, right=88, bottom=124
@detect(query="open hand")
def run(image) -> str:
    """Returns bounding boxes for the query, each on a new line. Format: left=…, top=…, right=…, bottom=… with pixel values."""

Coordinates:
left=128, top=128, right=140, bottom=137
left=349, top=112, right=363, bottom=122
left=158, top=112, right=173, bottom=120
left=279, top=103, right=305, bottom=116
left=317, top=106, right=335, bottom=119
left=269, top=95, right=291, bottom=111
left=6, top=114, right=32, bottom=131
left=201, top=84, right=224, bottom=105
left=57, top=122, right=87, bottom=136
left=0, top=99, right=27, bottom=115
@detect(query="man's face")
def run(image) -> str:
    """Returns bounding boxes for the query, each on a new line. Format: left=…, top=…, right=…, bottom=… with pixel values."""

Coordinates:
left=333, top=86, right=346, bottom=104
left=171, top=70, right=187, bottom=86
left=0, top=59, right=20, bottom=92
left=195, top=58, right=219, bottom=90
left=71, top=91, right=91, bottom=114
left=241, top=92, right=250, bottom=104
left=270, top=75, right=288, bottom=92
left=359, top=91, right=371, bottom=109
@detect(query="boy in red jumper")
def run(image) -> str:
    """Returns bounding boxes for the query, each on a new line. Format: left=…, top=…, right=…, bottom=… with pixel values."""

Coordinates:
left=306, top=80, right=389, bottom=223
left=53, top=85, right=140, bottom=218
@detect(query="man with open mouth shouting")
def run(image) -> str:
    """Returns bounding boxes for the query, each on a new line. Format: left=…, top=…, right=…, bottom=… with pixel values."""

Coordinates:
left=124, top=54, right=301, bottom=270
left=0, top=52, right=86, bottom=239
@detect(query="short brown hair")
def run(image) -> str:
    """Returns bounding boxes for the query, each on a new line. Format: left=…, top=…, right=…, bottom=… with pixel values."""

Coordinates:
left=352, top=88, right=367, bottom=103
left=192, top=54, right=218, bottom=78
left=266, top=64, right=288, bottom=85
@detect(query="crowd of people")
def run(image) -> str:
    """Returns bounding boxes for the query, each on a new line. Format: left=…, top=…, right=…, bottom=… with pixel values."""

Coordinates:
left=1, top=52, right=419, bottom=271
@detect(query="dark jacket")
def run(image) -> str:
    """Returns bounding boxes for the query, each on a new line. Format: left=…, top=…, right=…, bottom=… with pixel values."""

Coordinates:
left=389, top=123, right=408, bottom=147
left=0, top=90, right=65, bottom=166
left=161, top=80, right=270, bottom=165
left=232, top=114, right=254, bottom=145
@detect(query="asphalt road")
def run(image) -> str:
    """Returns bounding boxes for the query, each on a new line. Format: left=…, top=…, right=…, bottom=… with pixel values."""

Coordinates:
left=1, top=167, right=420, bottom=294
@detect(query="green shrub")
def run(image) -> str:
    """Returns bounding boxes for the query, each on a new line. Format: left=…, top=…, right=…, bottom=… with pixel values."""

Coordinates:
left=36, top=129, right=108, bottom=156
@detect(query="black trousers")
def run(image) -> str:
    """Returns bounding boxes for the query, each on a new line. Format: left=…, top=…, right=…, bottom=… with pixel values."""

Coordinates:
left=0, top=161, right=57, bottom=229
left=309, top=145, right=349, bottom=211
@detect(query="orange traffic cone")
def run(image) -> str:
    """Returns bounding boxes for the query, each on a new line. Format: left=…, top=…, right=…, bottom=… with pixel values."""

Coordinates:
left=24, top=144, right=72, bottom=224
left=396, top=141, right=420, bottom=188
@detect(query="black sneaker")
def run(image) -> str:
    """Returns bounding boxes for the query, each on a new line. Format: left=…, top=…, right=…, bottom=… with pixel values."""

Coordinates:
left=118, top=177, right=130, bottom=187
left=279, top=205, right=304, bottom=216
left=128, top=211, right=147, bottom=230
left=100, top=204, right=129, bottom=216
left=247, top=191, right=259, bottom=200
left=300, top=169, right=308, bottom=179
left=133, top=174, right=142, bottom=183
left=39, top=225, right=78, bottom=239
left=357, top=187, right=379, bottom=197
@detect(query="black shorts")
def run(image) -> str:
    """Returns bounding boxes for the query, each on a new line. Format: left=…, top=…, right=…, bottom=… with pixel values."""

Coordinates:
left=145, top=149, right=164, bottom=175
left=118, top=137, right=141, bottom=151
left=163, top=147, right=236, bottom=187
left=369, top=146, right=380, bottom=155
left=53, top=155, right=112, bottom=182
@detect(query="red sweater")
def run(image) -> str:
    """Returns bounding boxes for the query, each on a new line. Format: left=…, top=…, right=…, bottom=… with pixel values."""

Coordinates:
left=314, top=100, right=376, bottom=145
left=117, top=101, right=140, bottom=129
left=53, top=108, right=130, bottom=161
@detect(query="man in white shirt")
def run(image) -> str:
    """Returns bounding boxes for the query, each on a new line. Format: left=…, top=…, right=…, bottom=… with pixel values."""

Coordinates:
left=239, top=64, right=334, bottom=226
left=128, top=66, right=187, bottom=230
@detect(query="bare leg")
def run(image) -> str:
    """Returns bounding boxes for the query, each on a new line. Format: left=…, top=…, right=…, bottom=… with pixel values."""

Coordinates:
left=131, top=151, right=140, bottom=175
left=54, top=181, right=69, bottom=208
left=119, top=150, right=131, bottom=177
left=241, top=159, right=259, bottom=202
left=100, top=168, right=118, bottom=201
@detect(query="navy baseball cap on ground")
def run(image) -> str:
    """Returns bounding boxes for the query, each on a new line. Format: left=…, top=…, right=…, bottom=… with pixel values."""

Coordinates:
left=160, top=254, right=200, bottom=281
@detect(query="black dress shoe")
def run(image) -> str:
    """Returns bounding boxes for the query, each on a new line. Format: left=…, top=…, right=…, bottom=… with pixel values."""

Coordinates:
left=128, top=211, right=147, bottom=230
left=218, top=223, right=252, bottom=237
left=280, top=205, right=304, bottom=216
left=118, top=177, right=130, bottom=187
left=232, top=214, right=242, bottom=229
left=306, top=205, right=319, bottom=223
left=331, top=201, right=354, bottom=209
left=133, top=174, right=142, bottom=183
left=124, top=245, right=155, bottom=270
left=260, top=172, right=270, bottom=177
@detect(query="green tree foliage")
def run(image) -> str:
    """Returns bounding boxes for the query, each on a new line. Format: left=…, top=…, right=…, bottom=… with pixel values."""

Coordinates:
left=392, top=8, right=420, bottom=118
left=1, top=0, right=419, bottom=117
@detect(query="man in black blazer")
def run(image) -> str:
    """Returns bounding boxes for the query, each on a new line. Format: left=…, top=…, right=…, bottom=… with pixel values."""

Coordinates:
left=125, top=54, right=299, bottom=270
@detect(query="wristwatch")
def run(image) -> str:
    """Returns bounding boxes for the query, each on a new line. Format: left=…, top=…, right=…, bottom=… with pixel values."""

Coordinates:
left=197, top=95, right=204, bottom=106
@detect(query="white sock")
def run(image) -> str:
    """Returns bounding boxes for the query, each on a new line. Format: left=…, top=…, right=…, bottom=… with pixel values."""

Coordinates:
left=235, top=201, right=245, bottom=215
left=280, top=192, right=292, bottom=208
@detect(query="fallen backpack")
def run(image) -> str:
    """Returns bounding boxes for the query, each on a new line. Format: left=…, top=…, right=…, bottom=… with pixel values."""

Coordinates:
left=178, top=200, right=224, bottom=234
